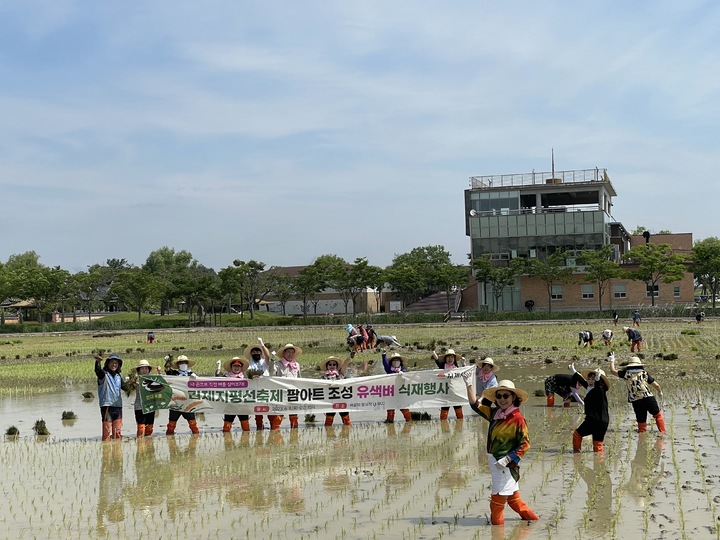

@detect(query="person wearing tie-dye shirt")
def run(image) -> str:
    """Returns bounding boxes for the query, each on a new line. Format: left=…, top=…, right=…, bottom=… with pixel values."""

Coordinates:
left=465, top=378, right=539, bottom=526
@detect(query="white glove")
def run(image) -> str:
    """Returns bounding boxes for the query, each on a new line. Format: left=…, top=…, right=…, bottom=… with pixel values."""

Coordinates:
left=190, top=373, right=198, bottom=379
left=569, top=363, right=577, bottom=373
left=461, top=369, right=474, bottom=387
left=594, top=368, right=603, bottom=378
left=607, top=353, right=615, bottom=363
left=495, top=456, right=511, bottom=469
left=216, top=360, right=222, bottom=369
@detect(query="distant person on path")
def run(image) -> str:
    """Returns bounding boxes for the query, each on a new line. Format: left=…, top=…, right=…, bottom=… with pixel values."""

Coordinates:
left=601, top=329, right=614, bottom=346
left=577, top=330, right=594, bottom=348
left=612, top=310, right=619, bottom=327
left=631, top=310, right=641, bottom=327
left=165, top=355, right=200, bottom=435
left=432, top=349, right=465, bottom=420
left=465, top=377, right=539, bottom=525
left=94, top=353, right=127, bottom=441
left=608, top=353, right=666, bottom=434
left=569, top=363, right=611, bottom=453
left=623, top=326, right=643, bottom=353
left=544, top=373, right=584, bottom=407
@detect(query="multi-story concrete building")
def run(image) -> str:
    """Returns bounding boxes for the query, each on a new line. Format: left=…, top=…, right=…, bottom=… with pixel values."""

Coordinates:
left=465, top=167, right=693, bottom=311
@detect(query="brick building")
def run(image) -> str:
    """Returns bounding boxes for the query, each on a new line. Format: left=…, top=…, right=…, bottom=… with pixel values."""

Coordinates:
left=465, top=167, right=693, bottom=311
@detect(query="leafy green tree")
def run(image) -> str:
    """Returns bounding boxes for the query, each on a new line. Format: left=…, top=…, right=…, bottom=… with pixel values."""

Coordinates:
left=527, top=251, right=574, bottom=314
left=577, top=246, right=622, bottom=311
left=11, top=265, right=69, bottom=326
left=691, top=237, right=720, bottom=311
left=74, top=268, right=108, bottom=319
left=293, top=265, right=324, bottom=320
left=266, top=269, right=294, bottom=315
left=143, top=247, right=195, bottom=315
left=112, top=267, right=158, bottom=320
left=622, top=243, right=687, bottom=306
left=472, top=256, right=524, bottom=312
left=385, top=245, right=458, bottom=307
left=232, top=260, right=272, bottom=320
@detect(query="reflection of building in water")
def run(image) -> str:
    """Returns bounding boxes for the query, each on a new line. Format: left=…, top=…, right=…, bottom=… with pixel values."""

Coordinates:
left=96, top=442, right=125, bottom=531
left=574, top=454, right=613, bottom=530
left=626, top=434, right=664, bottom=506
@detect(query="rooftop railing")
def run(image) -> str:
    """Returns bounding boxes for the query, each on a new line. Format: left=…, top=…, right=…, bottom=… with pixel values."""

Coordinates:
left=469, top=168, right=608, bottom=189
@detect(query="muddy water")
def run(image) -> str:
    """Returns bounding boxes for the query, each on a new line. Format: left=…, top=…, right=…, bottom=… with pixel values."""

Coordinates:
left=1, top=379, right=718, bottom=539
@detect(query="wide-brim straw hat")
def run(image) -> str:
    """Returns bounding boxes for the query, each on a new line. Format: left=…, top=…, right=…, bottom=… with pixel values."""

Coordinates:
left=172, top=354, right=196, bottom=369
left=223, top=356, right=249, bottom=373
left=582, top=368, right=611, bottom=390
left=135, top=359, right=151, bottom=372
left=244, top=344, right=264, bottom=360
left=277, top=343, right=303, bottom=357
left=479, top=357, right=500, bottom=373
left=482, top=379, right=529, bottom=404
left=622, top=326, right=630, bottom=332
left=442, top=349, right=458, bottom=362
left=624, top=356, right=644, bottom=369
left=320, top=356, right=343, bottom=371
left=388, top=352, right=407, bottom=365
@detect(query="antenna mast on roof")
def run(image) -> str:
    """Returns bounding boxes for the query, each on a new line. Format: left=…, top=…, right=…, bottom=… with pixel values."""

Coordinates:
left=551, top=148, right=555, bottom=178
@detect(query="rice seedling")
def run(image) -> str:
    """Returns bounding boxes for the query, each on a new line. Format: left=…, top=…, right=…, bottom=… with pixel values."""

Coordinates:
left=61, top=410, right=77, bottom=420
left=33, top=418, right=50, bottom=435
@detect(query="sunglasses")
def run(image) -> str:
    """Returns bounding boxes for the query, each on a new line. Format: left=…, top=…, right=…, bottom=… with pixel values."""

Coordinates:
left=495, top=393, right=513, bottom=400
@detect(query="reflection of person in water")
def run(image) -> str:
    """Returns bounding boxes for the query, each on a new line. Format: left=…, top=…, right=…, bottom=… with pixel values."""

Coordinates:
left=96, top=442, right=125, bottom=531
left=280, top=483, right=305, bottom=513
left=573, top=454, right=613, bottom=531
left=626, top=434, right=665, bottom=506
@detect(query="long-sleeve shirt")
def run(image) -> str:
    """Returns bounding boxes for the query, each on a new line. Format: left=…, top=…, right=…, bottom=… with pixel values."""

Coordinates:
left=571, top=372, right=609, bottom=424
left=471, top=401, right=531, bottom=481
left=95, top=361, right=123, bottom=408
left=382, top=353, right=406, bottom=374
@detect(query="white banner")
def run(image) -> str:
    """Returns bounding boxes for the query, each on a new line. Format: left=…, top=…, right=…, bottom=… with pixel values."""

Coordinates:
left=139, top=366, right=474, bottom=415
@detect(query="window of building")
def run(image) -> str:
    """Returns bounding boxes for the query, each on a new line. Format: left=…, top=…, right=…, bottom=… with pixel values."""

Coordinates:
left=613, top=283, right=627, bottom=299
left=551, top=285, right=563, bottom=300
left=581, top=284, right=594, bottom=300
left=674, top=286, right=681, bottom=298
left=646, top=285, right=659, bottom=298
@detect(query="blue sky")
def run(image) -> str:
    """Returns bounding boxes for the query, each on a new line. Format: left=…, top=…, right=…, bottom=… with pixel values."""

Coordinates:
left=1, top=1, right=719, bottom=273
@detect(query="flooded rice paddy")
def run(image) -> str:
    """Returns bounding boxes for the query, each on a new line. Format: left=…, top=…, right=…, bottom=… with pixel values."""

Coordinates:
left=2, top=367, right=718, bottom=539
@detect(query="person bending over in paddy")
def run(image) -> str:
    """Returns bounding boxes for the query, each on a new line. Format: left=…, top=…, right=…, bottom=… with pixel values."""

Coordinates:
left=608, top=353, right=665, bottom=434
left=544, top=372, right=584, bottom=407
left=577, top=330, right=594, bottom=348
left=465, top=376, right=539, bottom=525
left=375, top=334, right=402, bottom=348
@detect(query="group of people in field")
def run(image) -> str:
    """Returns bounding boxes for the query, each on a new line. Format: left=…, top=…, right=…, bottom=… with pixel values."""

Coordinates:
left=94, top=319, right=667, bottom=529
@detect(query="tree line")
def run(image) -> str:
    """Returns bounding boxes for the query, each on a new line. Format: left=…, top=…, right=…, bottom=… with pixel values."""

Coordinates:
left=0, top=246, right=468, bottom=325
